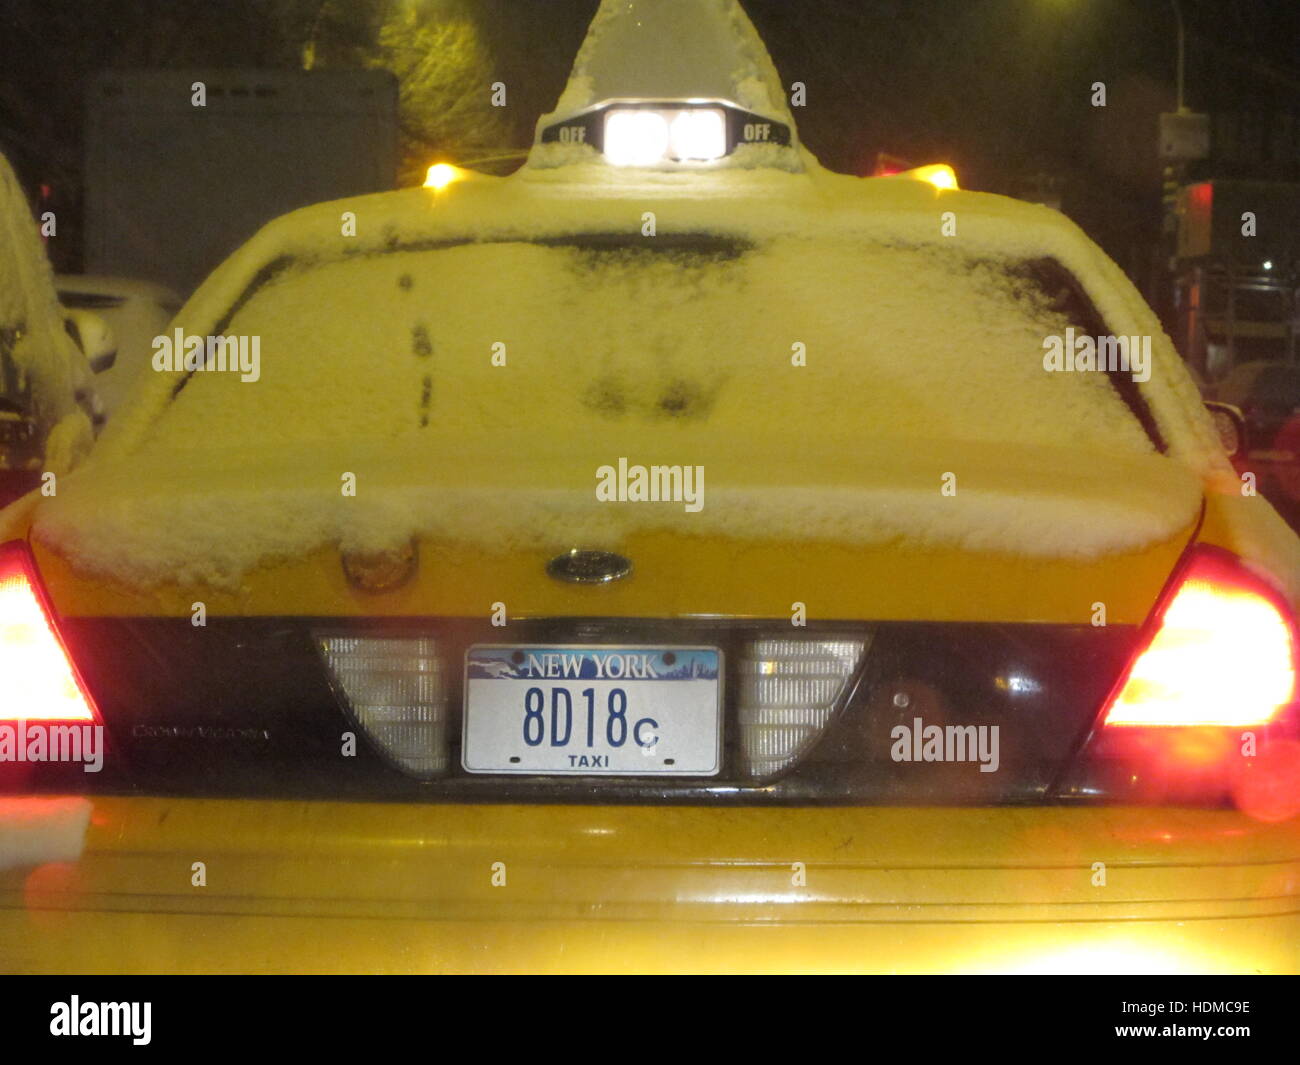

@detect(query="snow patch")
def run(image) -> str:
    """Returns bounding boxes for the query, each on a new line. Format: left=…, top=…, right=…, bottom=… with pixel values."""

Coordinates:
left=0, top=797, right=91, bottom=873
left=548, top=0, right=791, bottom=119
left=33, top=442, right=1202, bottom=592
left=41, top=411, right=94, bottom=477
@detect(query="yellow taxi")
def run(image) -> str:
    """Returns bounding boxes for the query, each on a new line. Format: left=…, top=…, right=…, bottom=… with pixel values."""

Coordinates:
left=1, top=0, right=1298, bottom=974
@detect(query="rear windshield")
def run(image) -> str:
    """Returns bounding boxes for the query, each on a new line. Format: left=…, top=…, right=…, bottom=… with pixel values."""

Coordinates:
left=141, top=236, right=1158, bottom=458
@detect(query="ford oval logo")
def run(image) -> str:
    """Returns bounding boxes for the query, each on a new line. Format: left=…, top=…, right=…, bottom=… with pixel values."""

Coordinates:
left=546, top=549, right=633, bottom=584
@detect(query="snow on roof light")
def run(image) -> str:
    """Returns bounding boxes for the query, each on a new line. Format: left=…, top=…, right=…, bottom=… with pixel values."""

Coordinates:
left=530, top=0, right=798, bottom=168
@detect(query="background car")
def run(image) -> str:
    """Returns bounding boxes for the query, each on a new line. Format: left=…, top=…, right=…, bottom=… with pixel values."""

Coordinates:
left=1216, top=359, right=1300, bottom=451
left=1208, top=360, right=1300, bottom=528
left=56, top=275, right=183, bottom=418
left=0, top=150, right=97, bottom=506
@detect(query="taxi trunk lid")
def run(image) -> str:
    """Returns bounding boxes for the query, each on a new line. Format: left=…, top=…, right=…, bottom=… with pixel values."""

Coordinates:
left=33, top=438, right=1201, bottom=624
left=22, top=453, right=1201, bottom=805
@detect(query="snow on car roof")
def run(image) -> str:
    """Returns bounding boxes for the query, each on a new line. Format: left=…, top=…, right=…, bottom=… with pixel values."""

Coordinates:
left=31, top=172, right=1225, bottom=590
left=93, top=161, right=1226, bottom=479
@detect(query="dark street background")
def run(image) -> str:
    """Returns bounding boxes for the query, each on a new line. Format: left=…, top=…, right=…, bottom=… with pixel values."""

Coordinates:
left=1, top=0, right=1298, bottom=284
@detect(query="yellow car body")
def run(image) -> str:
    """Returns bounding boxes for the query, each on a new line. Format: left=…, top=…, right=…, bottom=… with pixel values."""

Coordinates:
left=5, top=797, right=1298, bottom=975
left=2, top=491, right=1298, bottom=973
left=2, top=165, right=1299, bottom=975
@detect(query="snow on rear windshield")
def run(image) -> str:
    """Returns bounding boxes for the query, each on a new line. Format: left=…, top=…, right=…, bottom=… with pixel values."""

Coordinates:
left=141, top=236, right=1154, bottom=457
left=36, top=235, right=1200, bottom=589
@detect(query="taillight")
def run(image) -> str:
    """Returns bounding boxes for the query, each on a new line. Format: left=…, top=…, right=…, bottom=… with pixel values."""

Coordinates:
left=1055, top=546, right=1300, bottom=810
left=0, top=541, right=98, bottom=723
left=1101, top=546, right=1297, bottom=729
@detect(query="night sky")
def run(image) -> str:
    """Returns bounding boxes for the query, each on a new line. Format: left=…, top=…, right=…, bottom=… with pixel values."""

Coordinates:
left=1, top=0, right=1297, bottom=279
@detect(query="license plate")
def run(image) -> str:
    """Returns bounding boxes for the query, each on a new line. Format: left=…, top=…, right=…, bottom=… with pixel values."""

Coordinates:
left=462, top=645, right=722, bottom=775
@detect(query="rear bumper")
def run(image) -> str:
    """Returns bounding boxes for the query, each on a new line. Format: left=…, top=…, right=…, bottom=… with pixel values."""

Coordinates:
left=2, top=797, right=1298, bottom=974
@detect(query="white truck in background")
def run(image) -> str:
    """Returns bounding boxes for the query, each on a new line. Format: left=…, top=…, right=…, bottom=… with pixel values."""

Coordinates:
left=83, top=69, right=399, bottom=296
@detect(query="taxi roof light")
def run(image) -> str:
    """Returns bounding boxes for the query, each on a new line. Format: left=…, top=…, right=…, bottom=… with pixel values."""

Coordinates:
left=604, top=109, right=672, bottom=167
left=603, top=106, right=727, bottom=166
left=1102, top=547, right=1297, bottom=728
left=539, top=98, right=792, bottom=167
left=669, top=108, right=727, bottom=161
left=0, top=542, right=98, bottom=723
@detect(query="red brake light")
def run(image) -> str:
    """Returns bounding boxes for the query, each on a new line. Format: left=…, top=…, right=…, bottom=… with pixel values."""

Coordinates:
left=1102, top=546, right=1297, bottom=729
left=0, top=541, right=98, bottom=723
